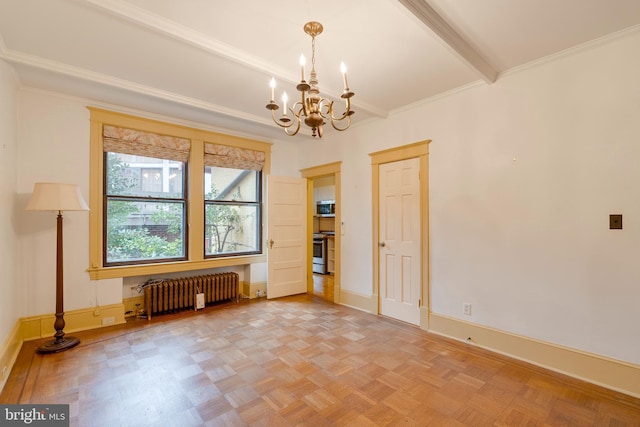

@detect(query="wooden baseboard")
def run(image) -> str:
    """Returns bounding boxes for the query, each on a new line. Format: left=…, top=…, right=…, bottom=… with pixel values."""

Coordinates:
left=0, top=321, right=22, bottom=393
left=428, top=312, right=640, bottom=399
left=339, top=289, right=377, bottom=313
left=20, top=303, right=126, bottom=341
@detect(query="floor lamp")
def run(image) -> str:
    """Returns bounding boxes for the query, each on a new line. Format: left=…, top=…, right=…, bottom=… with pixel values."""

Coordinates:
left=26, top=182, right=89, bottom=354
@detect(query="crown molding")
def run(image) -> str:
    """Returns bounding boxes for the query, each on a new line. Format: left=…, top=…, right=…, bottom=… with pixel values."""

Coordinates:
left=0, top=45, right=273, bottom=128
left=390, top=23, right=640, bottom=116
left=500, top=24, right=640, bottom=79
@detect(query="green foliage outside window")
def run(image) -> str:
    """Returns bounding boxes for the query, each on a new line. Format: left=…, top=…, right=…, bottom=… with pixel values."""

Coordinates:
left=205, top=186, right=245, bottom=255
left=105, top=153, right=184, bottom=263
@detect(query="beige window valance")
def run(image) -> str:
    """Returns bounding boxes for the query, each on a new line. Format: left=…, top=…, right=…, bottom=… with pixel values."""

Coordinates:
left=204, top=142, right=265, bottom=171
left=103, top=125, right=191, bottom=163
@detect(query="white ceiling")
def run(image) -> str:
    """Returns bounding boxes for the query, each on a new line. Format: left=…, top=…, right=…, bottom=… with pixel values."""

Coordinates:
left=1, top=0, right=639, bottom=141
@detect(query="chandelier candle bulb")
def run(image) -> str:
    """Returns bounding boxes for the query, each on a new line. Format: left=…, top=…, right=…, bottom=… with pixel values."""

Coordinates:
left=282, top=92, right=288, bottom=115
left=341, top=62, right=348, bottom=90
left=300, top=54, right=306, bottom=80
left=269, top=77, right=275, bottom=102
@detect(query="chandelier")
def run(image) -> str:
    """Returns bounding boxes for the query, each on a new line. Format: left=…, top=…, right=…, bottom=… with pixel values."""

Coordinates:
left=266, top=21, right=355, bottom=138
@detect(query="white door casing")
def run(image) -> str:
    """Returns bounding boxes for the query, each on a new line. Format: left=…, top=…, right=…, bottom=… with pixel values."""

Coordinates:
left=379, top=157, right=421, bottom=325
left=267, top=175, right=307, bottom=299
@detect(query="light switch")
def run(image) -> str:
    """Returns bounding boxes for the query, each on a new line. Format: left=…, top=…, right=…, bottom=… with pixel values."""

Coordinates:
left=609, top=214, right=622, bottom=230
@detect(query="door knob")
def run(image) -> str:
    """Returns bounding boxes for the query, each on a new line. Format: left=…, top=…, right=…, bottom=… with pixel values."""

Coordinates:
left=269, top=239, right=274, bottom=249
left=379, top=241, right=386, bottom=247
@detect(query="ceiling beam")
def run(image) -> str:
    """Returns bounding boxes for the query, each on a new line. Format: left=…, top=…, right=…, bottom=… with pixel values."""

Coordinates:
left=398, top=0, right=498, bottom=84
left=81, top=0, right=388, bottom=118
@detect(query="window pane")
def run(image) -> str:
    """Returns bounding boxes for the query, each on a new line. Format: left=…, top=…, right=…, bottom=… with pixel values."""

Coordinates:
left=106, top=199, right=185, bottom=263
left=107, top=152, right=184, bottom=198
left=205, top=203, right=259, bottom=255
left=204, top=166, right=258, bottom=202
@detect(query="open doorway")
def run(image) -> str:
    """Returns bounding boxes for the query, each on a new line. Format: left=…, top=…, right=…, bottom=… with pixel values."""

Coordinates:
left=312, top=176, right=335, bottom=301
left=301, top=162, right=341, bottom=304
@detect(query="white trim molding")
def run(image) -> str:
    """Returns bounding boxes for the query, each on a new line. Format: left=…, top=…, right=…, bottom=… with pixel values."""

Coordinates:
left=429, top=312, right=640, bottom=399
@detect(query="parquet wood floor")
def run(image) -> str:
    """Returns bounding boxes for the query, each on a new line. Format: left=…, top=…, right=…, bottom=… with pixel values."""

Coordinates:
left=313, top=274, right=334, bottom=302
left=1, top=294, right=639, bottom=426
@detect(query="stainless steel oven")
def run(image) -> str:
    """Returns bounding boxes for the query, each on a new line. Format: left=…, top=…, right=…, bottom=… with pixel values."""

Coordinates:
left=312, top=233, right=327, bottom=274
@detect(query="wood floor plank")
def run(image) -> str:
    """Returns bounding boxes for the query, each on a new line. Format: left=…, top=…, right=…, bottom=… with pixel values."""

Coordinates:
left=1, top=293, right=639, bottom=426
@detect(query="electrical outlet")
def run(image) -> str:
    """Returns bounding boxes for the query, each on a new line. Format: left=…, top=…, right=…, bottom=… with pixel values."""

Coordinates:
left=102, top=316, right=115, bottom=325
left=463, top=303, right=472, bottom=316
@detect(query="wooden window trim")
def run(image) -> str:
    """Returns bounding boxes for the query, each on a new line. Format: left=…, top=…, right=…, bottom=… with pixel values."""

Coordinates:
left=88, top=107, right=272, bottom=280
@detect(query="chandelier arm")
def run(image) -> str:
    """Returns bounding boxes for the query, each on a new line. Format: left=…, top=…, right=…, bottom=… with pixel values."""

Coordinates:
left=283, top=119, right=301, bottom=136
left=292, top=101, right=305, bottom=120
left=271, top=109, right=297, bottom=130
left=328, top=96, right=353, bottom=121
left=317, top=98, right=332, bottom=118
left=329, top=110, right=351, bottom=123
left=330, top=114, right=352, bottom=132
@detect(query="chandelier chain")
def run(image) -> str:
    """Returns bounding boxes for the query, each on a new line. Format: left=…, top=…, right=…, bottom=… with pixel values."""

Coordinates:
left=311, top=35, right=316, bottom=69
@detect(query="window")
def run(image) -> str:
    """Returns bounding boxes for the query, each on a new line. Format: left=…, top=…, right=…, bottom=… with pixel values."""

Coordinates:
left=102, top=124, right=191, bottom=266
left=88, top=108, right=271, bottom=279
left=203, top=142, right=264, bottom=257
left=105, top=153, right=187, bottom=265
left=204, top=167, right=261, bottom=256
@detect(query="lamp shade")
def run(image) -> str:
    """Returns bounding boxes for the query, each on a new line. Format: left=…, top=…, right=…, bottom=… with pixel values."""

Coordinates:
left=26, top=182, right=89, bottom=212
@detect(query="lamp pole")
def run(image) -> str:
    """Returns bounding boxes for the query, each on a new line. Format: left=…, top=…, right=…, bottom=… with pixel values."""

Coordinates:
left=37, top=210, right=80, bottom=353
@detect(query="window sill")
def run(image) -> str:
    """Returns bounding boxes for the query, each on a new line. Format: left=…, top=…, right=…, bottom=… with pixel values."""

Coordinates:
left=87, top=254, right=267, bottom=280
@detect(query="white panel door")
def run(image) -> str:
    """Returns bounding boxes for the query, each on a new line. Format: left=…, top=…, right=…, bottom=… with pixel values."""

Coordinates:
left=379, top=157, right=421, bottom=325
left=267, top=175, right=307, bottom=299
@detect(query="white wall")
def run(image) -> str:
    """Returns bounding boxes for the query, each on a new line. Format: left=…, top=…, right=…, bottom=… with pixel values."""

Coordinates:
left=16, top=90, right=122, bottom=315
left=13, top=89, right=300, bottom=319
left=300, top=29, right=640, bottom=365
left=270, top=138, right=301, bottom=176
left=0, top=60, right=19, bottom=342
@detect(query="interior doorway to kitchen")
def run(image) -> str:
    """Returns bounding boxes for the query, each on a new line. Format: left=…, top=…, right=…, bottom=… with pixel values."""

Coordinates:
left=301, top=162, right=341, bottom=304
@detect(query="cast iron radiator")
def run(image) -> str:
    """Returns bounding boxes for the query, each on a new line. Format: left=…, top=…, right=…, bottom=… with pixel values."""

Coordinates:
left=143, top=272, right=239, bottom=319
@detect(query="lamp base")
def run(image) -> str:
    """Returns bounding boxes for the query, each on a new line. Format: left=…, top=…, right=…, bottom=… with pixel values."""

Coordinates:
left=37, top=336, right=80, bottom=354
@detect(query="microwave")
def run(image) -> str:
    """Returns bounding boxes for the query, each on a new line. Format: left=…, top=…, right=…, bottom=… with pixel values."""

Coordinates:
left=316, top=200, right=335, bottom=217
